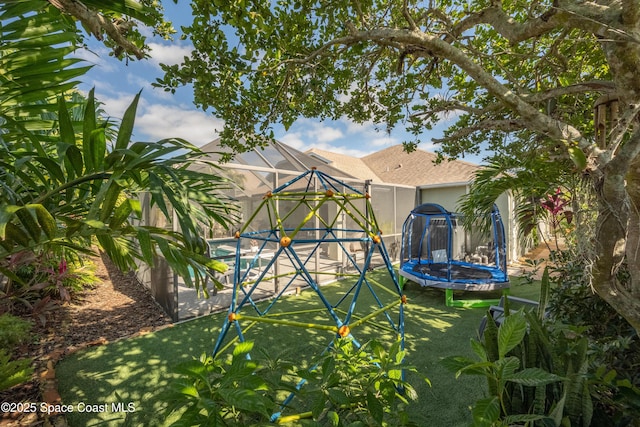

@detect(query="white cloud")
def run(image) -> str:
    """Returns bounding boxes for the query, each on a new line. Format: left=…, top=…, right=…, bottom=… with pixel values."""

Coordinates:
left=313, top=142, right=372, bottom=158
left=417, top=141, right=437, bottom=152
left=91, top=93, right=222, bottom=145
left=274, top=117, right=404, bottom=157
left=147, top=42, right=192, bottom=67
left=303, top=121, right=344, bottom=143
left=340, top=119, right=399, bottom=148
left=278, top=133, right=306, bottom=151
left=96, top=93, right=137, bottom=119
left=126, top=73, right=153, bottom=90
left=135, top=104, right=223, bottom=144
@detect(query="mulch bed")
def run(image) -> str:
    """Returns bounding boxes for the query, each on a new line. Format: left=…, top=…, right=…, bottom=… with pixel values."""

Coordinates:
left=0, top=253, right=172, bottom=426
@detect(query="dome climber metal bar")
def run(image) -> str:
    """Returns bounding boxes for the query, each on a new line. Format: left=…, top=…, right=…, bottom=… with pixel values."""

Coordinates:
left=210, top=168, right=407, bottom=422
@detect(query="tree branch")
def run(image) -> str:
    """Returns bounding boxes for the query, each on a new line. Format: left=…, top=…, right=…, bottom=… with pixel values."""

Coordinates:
left=442, top=1, right=639, bottom=46
left=432, top=118, right=527, bottom=144
left=47, top=0, right=146, bottom=59
left=609, top=118, right=640, bottom=173
left=412, top=80, right=616, bottom=122
left=402, top=0, right=418, bottom=31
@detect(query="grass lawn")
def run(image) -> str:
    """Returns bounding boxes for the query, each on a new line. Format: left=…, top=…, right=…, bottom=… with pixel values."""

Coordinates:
left=56, top=270, right=540, bottom=426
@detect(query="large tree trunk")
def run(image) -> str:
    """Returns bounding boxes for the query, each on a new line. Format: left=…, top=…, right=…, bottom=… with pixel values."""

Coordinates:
left=592, top=157, right=640, bottom=332
left=626, top=157, right=640, bottom=298
left=591, top=29, right=640, bottom=334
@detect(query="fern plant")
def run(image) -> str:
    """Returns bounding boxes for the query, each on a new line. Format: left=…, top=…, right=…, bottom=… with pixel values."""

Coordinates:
left=0, top=349, right=33, bottom=392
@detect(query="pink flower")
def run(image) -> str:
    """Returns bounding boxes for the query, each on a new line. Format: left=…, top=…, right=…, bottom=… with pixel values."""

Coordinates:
left=58, top=259, right=68, bottom=275
left=541, top=187, right=568, bottom=215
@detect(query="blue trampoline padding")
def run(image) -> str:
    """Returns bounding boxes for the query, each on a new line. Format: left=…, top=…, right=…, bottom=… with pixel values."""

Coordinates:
left=400, top=260, right=509, bottom=291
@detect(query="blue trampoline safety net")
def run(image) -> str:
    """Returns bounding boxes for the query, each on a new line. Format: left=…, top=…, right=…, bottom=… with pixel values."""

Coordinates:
left=399, top=203, right=509, bottom=289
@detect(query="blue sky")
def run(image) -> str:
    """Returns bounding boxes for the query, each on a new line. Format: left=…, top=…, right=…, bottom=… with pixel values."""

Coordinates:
left=76, top=2, right=479, bottom=163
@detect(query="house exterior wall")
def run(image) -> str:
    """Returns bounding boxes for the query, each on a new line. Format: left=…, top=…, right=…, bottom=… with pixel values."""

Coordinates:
left=418, top=185, right=467, bottom=211
left=495, top=191, right=520, bottom=263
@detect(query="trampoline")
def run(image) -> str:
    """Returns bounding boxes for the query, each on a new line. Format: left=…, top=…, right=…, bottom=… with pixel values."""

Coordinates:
left=399, top=203, right=509, bottom=307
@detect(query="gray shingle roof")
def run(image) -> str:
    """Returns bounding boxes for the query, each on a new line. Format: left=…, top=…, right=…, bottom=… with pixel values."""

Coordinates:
left=361, top=145, right=479, bottom=186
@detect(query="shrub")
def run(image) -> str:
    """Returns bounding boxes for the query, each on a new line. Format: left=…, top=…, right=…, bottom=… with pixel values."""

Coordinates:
left=546, top=250, right=640, bottom=425
left=442, top=305, right=593, bottom=426
left=2, top=254, right=100, bottom=322
left=295, top=338, right=422, bottom=426
left=165, top=342, right=283, bottom=426
left=0, top=313, right=33, bottom=392
left=0, top=313, right=32, bottom=350
left=166, top=339, right=423, bottom=426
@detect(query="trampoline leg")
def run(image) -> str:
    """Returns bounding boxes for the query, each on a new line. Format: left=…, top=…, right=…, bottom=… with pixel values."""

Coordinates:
left=444, top=288, right=505, bottom=308
left=445, top=288, right=454, bottom=307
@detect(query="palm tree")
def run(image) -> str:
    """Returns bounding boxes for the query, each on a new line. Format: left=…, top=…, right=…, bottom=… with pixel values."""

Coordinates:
left=0, top=2, right=238, bottom=305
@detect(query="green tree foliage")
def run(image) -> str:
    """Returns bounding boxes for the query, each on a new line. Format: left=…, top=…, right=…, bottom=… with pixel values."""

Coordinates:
left=156, top=1, right=640, bottom=334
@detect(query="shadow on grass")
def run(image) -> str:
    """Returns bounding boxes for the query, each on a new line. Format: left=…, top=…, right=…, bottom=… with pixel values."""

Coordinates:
left=56, top=271, right=541, bottom=426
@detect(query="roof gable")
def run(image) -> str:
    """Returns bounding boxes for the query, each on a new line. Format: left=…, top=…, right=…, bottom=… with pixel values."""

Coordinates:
left=306, top=148, right=381, bottom=182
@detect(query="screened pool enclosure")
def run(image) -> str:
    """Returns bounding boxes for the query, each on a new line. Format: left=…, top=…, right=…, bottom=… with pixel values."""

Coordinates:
left=135, top=139, right=415, bottom=321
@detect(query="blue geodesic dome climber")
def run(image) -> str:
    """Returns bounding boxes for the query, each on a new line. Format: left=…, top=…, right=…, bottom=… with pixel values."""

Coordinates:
left=211, top=168, right=407, bottom=420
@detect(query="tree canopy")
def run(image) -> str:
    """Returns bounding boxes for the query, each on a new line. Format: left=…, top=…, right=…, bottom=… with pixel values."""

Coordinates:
left=156, top=1, right=640, bottom=333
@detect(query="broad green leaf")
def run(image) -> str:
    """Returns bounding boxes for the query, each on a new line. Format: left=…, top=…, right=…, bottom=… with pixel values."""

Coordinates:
left=504, top=413, right=549, bottom=424
left=109, top=199, right=134, bottom=229
left=83, top=219, right=108, bottom=229
left=220, top=388, right=270, bottom=417
left=470, top=338, right=487, bottom=361
left=568, top=146, right=587, bottom=171
left=15, top=208, right=40, bottom=243
left=367, top=390, right=384, bottom=423
left=33, top=156, right=65, bottom=184
left=99, top=182, right=122, bottom=222
left=136, top=228, right=154, bottom=265
left=90, top=127, right=106, bottom=172
left=0, top=205, right=22, bottom=239
left=472, top=396, right=500, bottom=426
left=457, top=361, right=495, bottom=378
left=327, top=411, right=339, bottom=426
left=498, top=312, right=527, bottom=358
left=173, top=359, right=212, bottom=384
left=327, top=388, right=350, bottom=406
left=321, top=356, right=336, bottom=382
left=496, top=356, right=520, bottom=379
left=440, top=355, right=478, bottom=373
left=549, top=392, right=567, bottom=426
left=30, top=204, right=57, bottom=239
left=506, top=367, right=563, bottom=386
left=60, top=144, right=84, bottom=179
left=57, top=95, right=76, bottom=146
left=5, top=223, right=30, bottom=247
left=232, top=341, right=254, bottom=357
left=175, top=385, right=199, bottom=399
